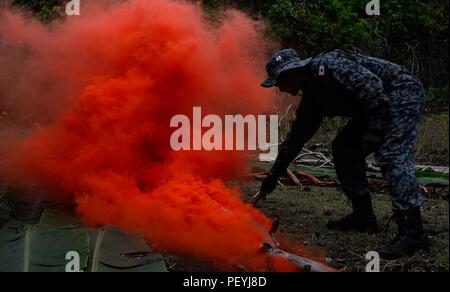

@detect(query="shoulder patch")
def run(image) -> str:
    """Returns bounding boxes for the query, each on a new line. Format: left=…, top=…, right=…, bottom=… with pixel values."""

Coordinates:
left=319, top=65, right=325, bottom=76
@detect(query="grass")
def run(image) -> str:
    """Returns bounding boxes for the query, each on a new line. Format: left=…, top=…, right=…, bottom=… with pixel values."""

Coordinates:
left=415, top=114, right=449, bottom=165
left=163, top=181, right=448, bottom=272
left=241, top=183, right=449, bottom=272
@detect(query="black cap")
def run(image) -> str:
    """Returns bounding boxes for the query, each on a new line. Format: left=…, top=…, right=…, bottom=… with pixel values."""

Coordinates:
left=261, top=49, right=312, bottom=88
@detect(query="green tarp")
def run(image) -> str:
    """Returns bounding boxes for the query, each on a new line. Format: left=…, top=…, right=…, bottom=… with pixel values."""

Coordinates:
left=255, top=162, right=449, bottom=187
left=0, top=223, right=90, bottom=272
left=0, top=196, right=167, bottom=272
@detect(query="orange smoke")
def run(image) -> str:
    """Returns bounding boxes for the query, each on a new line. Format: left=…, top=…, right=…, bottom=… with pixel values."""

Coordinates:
left=0, top=0, right=302, bottom=271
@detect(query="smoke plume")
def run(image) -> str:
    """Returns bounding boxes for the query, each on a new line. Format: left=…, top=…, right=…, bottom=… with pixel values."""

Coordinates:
left=0, top=0, right=312, bottom=271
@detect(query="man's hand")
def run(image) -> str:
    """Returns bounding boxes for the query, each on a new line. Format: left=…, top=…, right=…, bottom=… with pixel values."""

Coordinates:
left=250, top=191, right=266, bottom=206
left=250, top=173, right=279, bottom=206
left=261, top=173, right=279, bottom=194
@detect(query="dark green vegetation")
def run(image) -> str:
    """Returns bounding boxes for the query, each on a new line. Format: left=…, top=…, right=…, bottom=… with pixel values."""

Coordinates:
left=7, top=0, right=449, bottom=110
left=9, top=0, right=63, bottom=23
left=202, top=0, right=449, bottom=112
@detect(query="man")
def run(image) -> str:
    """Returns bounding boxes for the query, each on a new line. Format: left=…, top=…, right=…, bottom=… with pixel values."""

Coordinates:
left=256, top=48, right=429, bottom=259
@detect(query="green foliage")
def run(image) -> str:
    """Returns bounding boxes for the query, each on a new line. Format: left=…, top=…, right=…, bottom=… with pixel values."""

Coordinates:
left=201, top=0, right=222, bottom=13
left=267, top=0, right=448, bottom=85
left=202, top=0, right=449, bottom=112
left=11, top=0, right=63, bottom=23
left=267, top=0, right=375, bottom=54
left=11, top=0, right=449, bottom=112
left=425, top=87, right=449, bottom=113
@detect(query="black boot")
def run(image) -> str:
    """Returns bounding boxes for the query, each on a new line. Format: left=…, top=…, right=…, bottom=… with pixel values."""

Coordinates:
left=380, top=208, right=429, bottom=260
left=327, top=195, right=378, bottom=234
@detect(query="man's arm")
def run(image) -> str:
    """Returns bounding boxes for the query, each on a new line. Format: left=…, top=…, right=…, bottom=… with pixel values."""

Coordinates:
left=252, top=91, right=323, bottom=204
left=257, top=95, right=323, bottom=199
left=270, top=95, right=323, bottom=179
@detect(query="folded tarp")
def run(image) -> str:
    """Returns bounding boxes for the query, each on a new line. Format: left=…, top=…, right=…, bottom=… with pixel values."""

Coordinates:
left=0, top=197, right=167, bottom=272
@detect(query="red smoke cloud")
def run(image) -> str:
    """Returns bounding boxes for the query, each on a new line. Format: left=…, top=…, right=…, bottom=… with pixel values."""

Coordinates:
left=0, top=0, right=306, bottom=271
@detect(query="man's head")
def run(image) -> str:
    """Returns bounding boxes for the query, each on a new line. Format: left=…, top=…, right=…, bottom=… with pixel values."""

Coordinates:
left=276, top=68, right=307, bottom=95
left=261, top=49, right=311, bottom=96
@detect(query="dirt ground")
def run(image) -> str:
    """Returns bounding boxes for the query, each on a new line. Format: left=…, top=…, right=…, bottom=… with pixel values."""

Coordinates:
left=247, top=183, right=448, bottom=272
left=164, top=182, right=449, bottom=272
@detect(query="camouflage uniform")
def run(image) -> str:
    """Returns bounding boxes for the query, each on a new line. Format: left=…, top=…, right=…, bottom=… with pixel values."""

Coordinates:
left=270, top=49, right=425, bottom=211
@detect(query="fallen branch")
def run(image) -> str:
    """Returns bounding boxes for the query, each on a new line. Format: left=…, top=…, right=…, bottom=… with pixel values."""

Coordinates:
left=295, top=149, right=334, bottom=168
left=419, top=185, right=429, bottom=194
left=286, top=169, right=303, bottom=189
left=295, top=170, right=337, bottom=186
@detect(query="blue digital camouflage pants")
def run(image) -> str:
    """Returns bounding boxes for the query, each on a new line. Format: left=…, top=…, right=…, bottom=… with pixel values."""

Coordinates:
left=332, top=79, right=425, bottom=210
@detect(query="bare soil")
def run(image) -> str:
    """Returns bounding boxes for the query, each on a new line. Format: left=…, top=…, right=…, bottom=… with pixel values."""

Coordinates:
left=165, top=183, right=449, bottom=272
